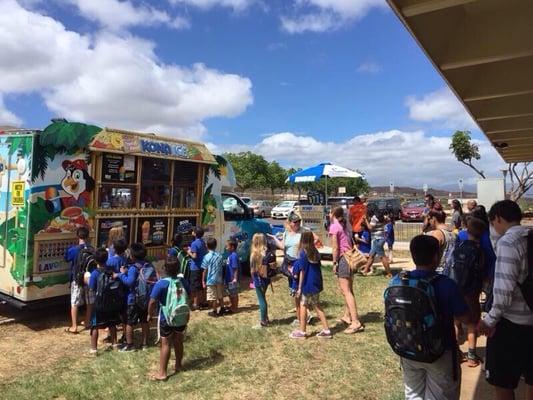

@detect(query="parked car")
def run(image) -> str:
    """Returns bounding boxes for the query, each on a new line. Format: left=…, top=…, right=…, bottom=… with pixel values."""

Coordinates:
left=271, top=200, right=298, bottom=219
left=400, top=201, right=426, bottom=222
left=241, top=196, right=252, bottom=205
left=366, top=197, right=401, bottom=220
left=327, top=196, right=353, bottom=212
left=249, top=200, right=274, bottom=218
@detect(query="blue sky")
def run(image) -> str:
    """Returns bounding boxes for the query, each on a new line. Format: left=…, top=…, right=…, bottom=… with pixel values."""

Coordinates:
left=0, top=0, right=506, bottom=188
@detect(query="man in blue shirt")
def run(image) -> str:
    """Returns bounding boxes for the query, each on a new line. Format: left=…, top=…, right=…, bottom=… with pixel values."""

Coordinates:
left=400, top=235, right=469, bottom=400
left=187, top=227, right=207, bottom=310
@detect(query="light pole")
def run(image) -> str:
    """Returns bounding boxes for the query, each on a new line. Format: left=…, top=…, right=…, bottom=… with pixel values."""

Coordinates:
left=458, top=178, right=464, bottom=199
left=500, top=168, right=508, bottom=199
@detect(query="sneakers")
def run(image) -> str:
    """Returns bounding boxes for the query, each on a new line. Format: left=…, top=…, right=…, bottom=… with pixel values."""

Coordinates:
left=316, top=329, right=333, bottom=339
left=289, top=330, right=306, bottom=339
left=208, top=311, right=220, bottom=318
left=252, top=321, right=268, bottom=330
left=119, top=344, right=135, bottom=352
left=85, top=349, right=98, bottom=358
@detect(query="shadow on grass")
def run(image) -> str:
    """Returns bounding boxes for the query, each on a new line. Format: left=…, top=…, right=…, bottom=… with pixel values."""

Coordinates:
left=183, top=350, right=224, bottom=371
left=360, top=311, right=383, bottom=324
left=269, top=316, right=296, bottom=326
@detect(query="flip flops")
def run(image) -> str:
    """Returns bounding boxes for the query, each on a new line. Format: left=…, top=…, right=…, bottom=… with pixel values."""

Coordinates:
left=343, top=324, right=365, bottom=334
left=64, top=327, right=79, bottom=334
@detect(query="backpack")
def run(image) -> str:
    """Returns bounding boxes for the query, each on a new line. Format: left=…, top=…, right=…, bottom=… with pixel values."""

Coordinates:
left=445, top=240, right=483, bottom=294
left=438, top=229, right=456, bottom=273
left=135, top=262, right=159, bottom=309
left=384, top=271, right=445, bottom=363
left=518, top=230, right=533, bottom=311
left=73, top=245, right=96, bottom=286
left=161, top=277, right=190, bottom=327
left=94, top=270, right=125, bottom=314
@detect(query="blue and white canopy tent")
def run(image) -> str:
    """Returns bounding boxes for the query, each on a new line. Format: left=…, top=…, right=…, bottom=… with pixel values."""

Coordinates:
left=286, top=163, right=362, bottom=204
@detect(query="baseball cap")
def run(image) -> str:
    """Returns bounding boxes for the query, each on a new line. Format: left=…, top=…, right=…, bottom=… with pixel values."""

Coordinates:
left=288, top=212, right=301, bottom=222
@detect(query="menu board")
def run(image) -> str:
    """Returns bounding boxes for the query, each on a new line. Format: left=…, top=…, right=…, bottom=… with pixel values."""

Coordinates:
left=137, top=217, right=168, bottom=247
left=173, top=217, right=196, bottom=247
left=102, top=153, right=136, bottom=183
left=97, top=218, right=132, bottom=248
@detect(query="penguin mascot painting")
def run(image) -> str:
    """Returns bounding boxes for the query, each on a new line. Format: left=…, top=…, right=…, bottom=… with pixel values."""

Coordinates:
left=45, top=159, right=95, bottom=213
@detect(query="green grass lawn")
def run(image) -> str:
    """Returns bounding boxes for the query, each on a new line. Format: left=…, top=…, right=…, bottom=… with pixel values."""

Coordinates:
left=0, top=264, right=404, bottom=400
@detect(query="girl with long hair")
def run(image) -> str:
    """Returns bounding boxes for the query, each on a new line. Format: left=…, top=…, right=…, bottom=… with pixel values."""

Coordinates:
left=329, top=207, right=364, bottom=334
left=250, top=233, right=275, bottom=328
left=289, top=231, right=331, bottom=339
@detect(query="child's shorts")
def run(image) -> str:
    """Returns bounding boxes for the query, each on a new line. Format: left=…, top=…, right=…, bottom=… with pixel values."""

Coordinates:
left=300, top=293, right=320, bottom=307
left=226, top=281, right=239, bottom=297
left=369, top=238, right=386, bottom=257
left=189, top=270, right=203, bottom=291
left=160, top=318, right=186, bottom=338
left=206, top=284, right=224, bottom=301
left=464, top=292, right=481, bottom=323
left=126, top=303, right=148, bottom=326
left=70, top=281, right=87, bottom=307
left=90, top=310, right=121, bottom=332
left=288, top=288, right=298, bottom=297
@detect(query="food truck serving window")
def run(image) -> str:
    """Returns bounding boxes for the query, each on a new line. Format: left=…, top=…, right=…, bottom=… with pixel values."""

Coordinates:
left=101, top=153, right=136, bottom=183
left=173, top=161, right=198, bottom=209
left=141, top=158, right=171, bottom=209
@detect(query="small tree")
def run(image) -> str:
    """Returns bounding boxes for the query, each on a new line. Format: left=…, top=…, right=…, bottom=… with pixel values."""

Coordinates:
left=508, top=162, right=533, bottom=201
left=265, top=161, right=288, bottom=195
left=224, top=152, right=269, bottom=193
left=449, top=130, right=486, bottom=178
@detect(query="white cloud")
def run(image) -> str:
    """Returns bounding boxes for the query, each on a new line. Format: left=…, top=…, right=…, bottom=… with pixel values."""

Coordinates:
left=169, top=0, right=254, bottom=12
left=281, top=0, right=385, bottom=33
left=0, top=94, right=22, bottom=126
left=212, top=130, right=505, bottom=187
left=66, top=0, right=190, bottom=31
left=406, top=87, right=477, bottom=130
left=356, top=61, right=382, bottom=74
left=0, top=0, right=253, bottom=139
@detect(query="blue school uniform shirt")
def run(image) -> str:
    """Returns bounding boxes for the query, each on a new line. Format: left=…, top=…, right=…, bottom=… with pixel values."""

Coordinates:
left=119, top=263, right=141, bottom=305
left=457, top=229, right=496, bottom=280
left=150, top=277, right=190, bottom=323
left=251, top=253, right=274, bottom=288
left=358, top=230, right=371, bottom=254
left=65, top=243, right=86, bottom=282
left=189, top=238, right=207, bottom=271
left=225, top=251, right=239, bottom=284
left=107, top=254, right=128, bottom=273
left=384, top=223, right=395, bottom=246
left=407, top=269, right=468, bottom=350
left=201, top=251, right=224, bottom=285
left=296, top=250, right=323, bottom=296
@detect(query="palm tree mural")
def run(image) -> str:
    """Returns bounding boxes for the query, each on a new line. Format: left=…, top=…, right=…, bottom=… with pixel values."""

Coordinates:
left=31, top=119, right=101, bottom=182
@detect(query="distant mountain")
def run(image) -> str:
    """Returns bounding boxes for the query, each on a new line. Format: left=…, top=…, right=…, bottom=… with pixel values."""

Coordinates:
left=370, top=186, right=475, bottom=199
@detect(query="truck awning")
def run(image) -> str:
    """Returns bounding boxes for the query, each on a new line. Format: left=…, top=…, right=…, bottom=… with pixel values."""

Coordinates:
left=387, top=0, right=533, bottom=163
left=89, top=127, right=216, bottom=164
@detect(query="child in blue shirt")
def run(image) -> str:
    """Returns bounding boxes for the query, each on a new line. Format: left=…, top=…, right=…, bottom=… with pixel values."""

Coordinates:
left=148, top=257, right=190, bottom=381
left=289, top=231, right=331, bottom=339
left=354, top=220, right=372, bottom=256
left=384, top=214, right=395, bottom=263
left=187, top=227, right=208, bottom=310
left=118, top=243, right=153, bottom=351
left=201, top=237, right=225, bottom=317
left=224, top=239, right=240, bottom=313
left=106, top=238, right=129, bottom=342
left=88, top=248, right=122, bottom=355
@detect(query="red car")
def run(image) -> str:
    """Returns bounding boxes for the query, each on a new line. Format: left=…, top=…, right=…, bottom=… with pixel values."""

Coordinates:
left=400, top=201, right=426, bottom=222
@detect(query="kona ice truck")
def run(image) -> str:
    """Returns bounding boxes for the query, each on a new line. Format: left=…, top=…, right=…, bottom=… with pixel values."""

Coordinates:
left=0, top=121, right=269, bottom=307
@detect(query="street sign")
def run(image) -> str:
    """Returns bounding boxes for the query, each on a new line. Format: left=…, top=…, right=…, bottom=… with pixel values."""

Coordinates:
left=11, top=180, right=25, bottom=206
left=338, top=186, right=346, bottom=194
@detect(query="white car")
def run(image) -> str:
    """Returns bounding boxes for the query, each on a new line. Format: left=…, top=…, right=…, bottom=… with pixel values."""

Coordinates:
left=271, top=200, right=298, bottom=219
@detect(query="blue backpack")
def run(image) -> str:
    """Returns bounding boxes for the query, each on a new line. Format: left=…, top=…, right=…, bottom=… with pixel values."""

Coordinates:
left=135, top=262, right=159, bottom=309
left=384, top=271, right=445, bottom=363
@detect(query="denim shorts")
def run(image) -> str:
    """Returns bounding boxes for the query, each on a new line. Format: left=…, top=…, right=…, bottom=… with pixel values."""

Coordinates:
left=370, top=238, right=386, bottom=257
left=226, top=281, right=239, bottom=297
left=335, top=256, right=352, bottom=279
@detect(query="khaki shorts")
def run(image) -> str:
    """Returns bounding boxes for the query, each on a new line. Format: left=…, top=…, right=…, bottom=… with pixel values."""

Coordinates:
left=206, top=284, right=224, bottom=301
left=300, top=293, right=320, bottom=307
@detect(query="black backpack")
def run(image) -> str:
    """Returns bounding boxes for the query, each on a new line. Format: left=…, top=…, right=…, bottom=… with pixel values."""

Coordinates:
left=446, top=240, right=483, bottom=294
left=519, top=230, right=533, bottom=311
left=384, top=271, right=445, bottom=363
left=94, top=270, right=125, bottom=314
left=73, top=245, right=96, bottom=286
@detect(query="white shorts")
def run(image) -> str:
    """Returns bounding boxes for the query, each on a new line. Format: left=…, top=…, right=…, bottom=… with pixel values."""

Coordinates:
left=70, top=281, right=89, bottom=306
left=401, top=350, right=460, bottom=400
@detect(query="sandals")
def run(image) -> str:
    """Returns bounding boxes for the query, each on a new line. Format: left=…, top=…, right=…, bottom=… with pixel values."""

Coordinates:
left=336, top=318, right=351, bottom=325
left=344, top=324, right=365, bottom=334
left=64, top=327, right=79, bottom=335
left=467, top=353, right=483, bottom=368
